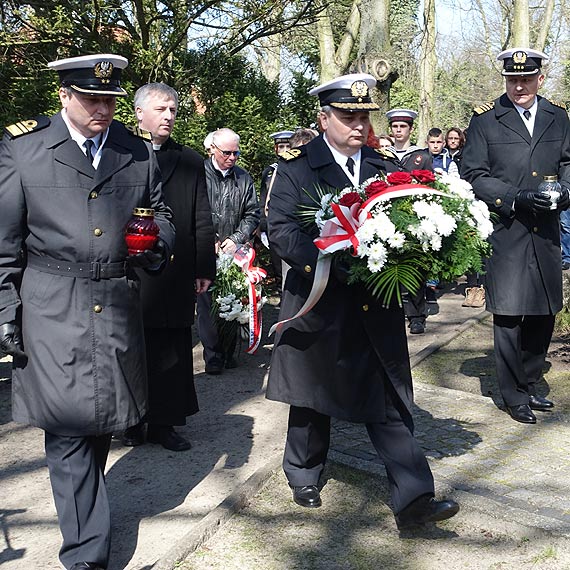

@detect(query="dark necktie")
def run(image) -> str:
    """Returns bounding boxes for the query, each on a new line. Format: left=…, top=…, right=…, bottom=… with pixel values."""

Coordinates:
left=523, top=109, right=531, bottom=120
left=346, top=156, right=355, bottom=176
left=84, top=139, right=96, bottom=164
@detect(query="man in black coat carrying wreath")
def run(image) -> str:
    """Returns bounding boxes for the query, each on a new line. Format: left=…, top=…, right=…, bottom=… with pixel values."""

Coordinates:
left=266, top=73, right=459, bottom=528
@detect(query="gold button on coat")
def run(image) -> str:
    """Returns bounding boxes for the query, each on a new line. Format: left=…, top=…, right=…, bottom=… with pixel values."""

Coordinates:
left=89, top=191, right=98, bottom=199
left=532, top=171, right=538, bottom=177
left=170, top=254, right=175, bottom=262
left=533, top=226, right=538, bottom=232
left=362, top=304, right=369, bottom=311
left=93, top=305, right=103, bottom=313
left=93, top=228, right=102, bottom=237
left=495, top=198, right=502, bottom=206
left=304, top=265, right=312, bottom=273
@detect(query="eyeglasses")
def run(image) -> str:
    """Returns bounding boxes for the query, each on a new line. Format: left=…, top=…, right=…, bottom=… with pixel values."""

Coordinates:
left=213, top=143, right=240, bottom=157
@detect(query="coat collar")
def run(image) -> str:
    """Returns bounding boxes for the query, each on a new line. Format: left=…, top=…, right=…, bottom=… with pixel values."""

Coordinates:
left=495, top=93, right=554, bottom=146
left=305, top=135, right=387, bottom=189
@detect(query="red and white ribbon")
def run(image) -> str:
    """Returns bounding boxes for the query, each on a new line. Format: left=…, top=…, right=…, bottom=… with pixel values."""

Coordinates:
left=233, top=246, right=267, bottom=353
left=269, top=183, right=451, bottom=336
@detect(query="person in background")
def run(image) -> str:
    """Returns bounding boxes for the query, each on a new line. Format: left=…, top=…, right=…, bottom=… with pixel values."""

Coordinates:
left=462, top=47, right=570, bottom=424
left=0, top=54, right=174, bottom=570
left=426, top=127, right=459, bottom=176
left=197, top=128, right=260, bottom=375
left=378, top=133, right=395, bottom=150
left=120, top=82, right=216, bottom=452
left=266, top=73, right=459, bottom=529
left=259, top=130, right=295, bottom=286
left=385, top=109, right=432, bottom=171
left=446, top=127, right=465, bottom=173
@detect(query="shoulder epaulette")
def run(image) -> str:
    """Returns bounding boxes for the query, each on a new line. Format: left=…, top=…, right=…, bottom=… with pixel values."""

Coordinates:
left=279, top=148, right=302, bottom=161
left=375, top=147, right=398, bottom=160
left=125, top=125, right=152, bottom=141
left=473, top=102, right=495, bottom=115
left=4, top=116, right=50, bottom=139
left=548, top=99, right=568, bottom=111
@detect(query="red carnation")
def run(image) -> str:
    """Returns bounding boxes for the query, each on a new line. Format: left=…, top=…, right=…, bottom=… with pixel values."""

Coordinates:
left=387, top=171, right=412, bottom=185
left=338, top=191, right=363, bottom=207
left=365, top=180, right=389, bottom=198
left=412, top=169, right=436, bottom=183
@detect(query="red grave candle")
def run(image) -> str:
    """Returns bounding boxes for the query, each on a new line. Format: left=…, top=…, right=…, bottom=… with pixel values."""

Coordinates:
left=125, top=207, right=160, bottom=255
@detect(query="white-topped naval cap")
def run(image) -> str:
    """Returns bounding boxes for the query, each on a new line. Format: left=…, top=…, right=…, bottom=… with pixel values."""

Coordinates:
left=270, top=130, right=295, bottom=142
left=497, top=48, right=548, bottom=76
left=48, top=54, right=129, bottom=96
left=309, top=73, right=379, bottom=111
left=386, top=108, right=418, bottom=123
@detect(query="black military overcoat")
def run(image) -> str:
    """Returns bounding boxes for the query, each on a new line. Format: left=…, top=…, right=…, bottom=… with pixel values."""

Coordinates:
left=461, top=94, right=570, bottom=315
left=266, top=135, right=416, bottom=425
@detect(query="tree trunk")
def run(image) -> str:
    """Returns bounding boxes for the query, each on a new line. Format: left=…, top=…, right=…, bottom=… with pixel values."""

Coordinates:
left=512, top=0, right=530, bottom=46
left=353, top=0, right=395, bottom=132
left=417, top=0, right=436, bottom=145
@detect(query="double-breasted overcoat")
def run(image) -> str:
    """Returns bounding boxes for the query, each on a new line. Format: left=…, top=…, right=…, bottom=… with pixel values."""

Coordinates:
left=266, top=135, right=415, bottom=425
left=461, top=94, right=570, bottom=315
left=0, top=112, right=175, bottom=436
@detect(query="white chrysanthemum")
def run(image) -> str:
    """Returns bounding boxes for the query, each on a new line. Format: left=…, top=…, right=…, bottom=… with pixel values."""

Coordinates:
left=430, top=234, right=443, bottom=251
left=320, top=193, right=333, bottom=207
left=355, top=219, right=376, bottom=244
left=368, top=241, right=388, bottom=261
left=388, top=231, right=406, bottom=249
left=434, top=213, right=457, bottom=236
left=367, top=257, right=386, bottom=272
left=418, top=218, right=438, bottom=237
left=356, top=241, right=371, bottom=258
left=468, top=201, right=494, bottom=239
left=413, top=200, right=433, bottom=218
left=237, top=311, right=249, bottom=324
left=340, top=187, right=356, bottom=196
left=367, top=212, right=395, bottom=240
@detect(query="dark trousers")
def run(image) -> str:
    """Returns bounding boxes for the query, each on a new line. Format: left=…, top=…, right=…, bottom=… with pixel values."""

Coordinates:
left=493, top=314, right=555, bottom=406
left=45, top=432, right=112, bottom=570
left=196, top=290, right=236, bottom=365
left=404, top=285, right=427, bottom=324
left=283, top=401, right=434, bottom=514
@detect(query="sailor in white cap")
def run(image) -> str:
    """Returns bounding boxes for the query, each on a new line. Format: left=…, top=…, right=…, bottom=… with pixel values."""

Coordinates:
left=264, top=73, right=459, bottom=527
left=0, top=54, right=174, bottom=569
left=270, top=130, right=295, bottom=154
left=462, top=48, right=570, bottom=425
left=383, top=107, right=432, bottom=171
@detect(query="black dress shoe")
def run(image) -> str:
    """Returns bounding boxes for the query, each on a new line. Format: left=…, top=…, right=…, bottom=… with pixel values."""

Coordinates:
left=205, top=357, right=223, bottom=375
left=529, top=394, right=554, bottom=411
left=147, top=425, right=192, bottom=451
left=396, top=494, right=459, bottom=529
left=506, top=404, right=536, bottom=424
left=291, top=485, right=322, bottom=508
left=121, top=423, right=145, bottom=447
left=71, top=563, right=105, bottom=570
left=409, top=320, right=425, bottom=334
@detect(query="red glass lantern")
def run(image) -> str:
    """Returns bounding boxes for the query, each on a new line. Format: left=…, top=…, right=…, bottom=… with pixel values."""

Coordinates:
left=124, top=207, right=160, bottom=255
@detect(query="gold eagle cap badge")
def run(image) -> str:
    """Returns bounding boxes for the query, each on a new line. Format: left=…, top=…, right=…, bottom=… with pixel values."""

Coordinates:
left=512, top=51, right=527, bottom=64
left=351, top=80, right=369, bottom=100
left=94, top=61, right=114, bottom=84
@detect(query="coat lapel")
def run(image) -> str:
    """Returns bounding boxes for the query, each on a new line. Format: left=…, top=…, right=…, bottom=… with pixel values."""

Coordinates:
left=531, top=97, right=555, bottom=151
left=47, top=113, right=95, bottom=179
left=155, top=139, right=181, bottom=185
left=496, top=94, right=531, bottom=144
left=360, top=147, right=388, bottom=180
left=306, top=135, right=352, bottom=190
left=92, top=121, right=134, bottom=188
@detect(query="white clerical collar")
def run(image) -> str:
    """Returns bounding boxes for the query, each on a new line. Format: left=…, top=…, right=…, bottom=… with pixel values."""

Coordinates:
left=61, top=109, right=108, bottom=169
left=211, top=155, right=231, bottom=177
left=323, top=133, right=361, bottom=185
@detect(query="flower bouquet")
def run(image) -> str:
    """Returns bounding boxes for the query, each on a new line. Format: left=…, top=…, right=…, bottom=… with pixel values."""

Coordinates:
left=304, top=169, right=493, bottom=306
left=210, top=244, right=267, bottom=354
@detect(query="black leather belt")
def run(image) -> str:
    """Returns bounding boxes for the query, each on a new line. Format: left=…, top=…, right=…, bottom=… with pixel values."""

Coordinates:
left=27, top=255, right=128, bottom=281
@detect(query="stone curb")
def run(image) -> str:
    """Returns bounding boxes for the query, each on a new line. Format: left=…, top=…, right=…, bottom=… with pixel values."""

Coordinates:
left=153, top=453, right=282, bottom=570
left=155, top=308, right=492, bottom=569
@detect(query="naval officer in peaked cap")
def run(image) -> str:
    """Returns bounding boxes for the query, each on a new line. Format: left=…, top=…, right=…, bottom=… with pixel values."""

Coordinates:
left=0, top=54, right=174, bottom=569
left=265, top=73, right=459, bottom=528
left=462, top=48, right=570, bottom=424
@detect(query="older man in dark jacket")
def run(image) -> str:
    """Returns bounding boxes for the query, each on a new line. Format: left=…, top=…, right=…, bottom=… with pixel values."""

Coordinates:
left=197, top=127, right=260, bottom=374
left=0, top=55, right=174, bottom=570
left=462, top=48, right=570, bottom=424
left=266, top=73, right=458, bottom=529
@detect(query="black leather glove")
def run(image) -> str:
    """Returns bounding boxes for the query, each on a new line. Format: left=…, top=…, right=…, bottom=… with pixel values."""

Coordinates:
left=331, top=256, right=351, bottom=284
left=515, top=190, right=552, bottom=213
left=558, top=185, right=570, bottom=210
left=0, top=322, right=27, bottom=362
left=127, top=239, right=166, bottom=269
